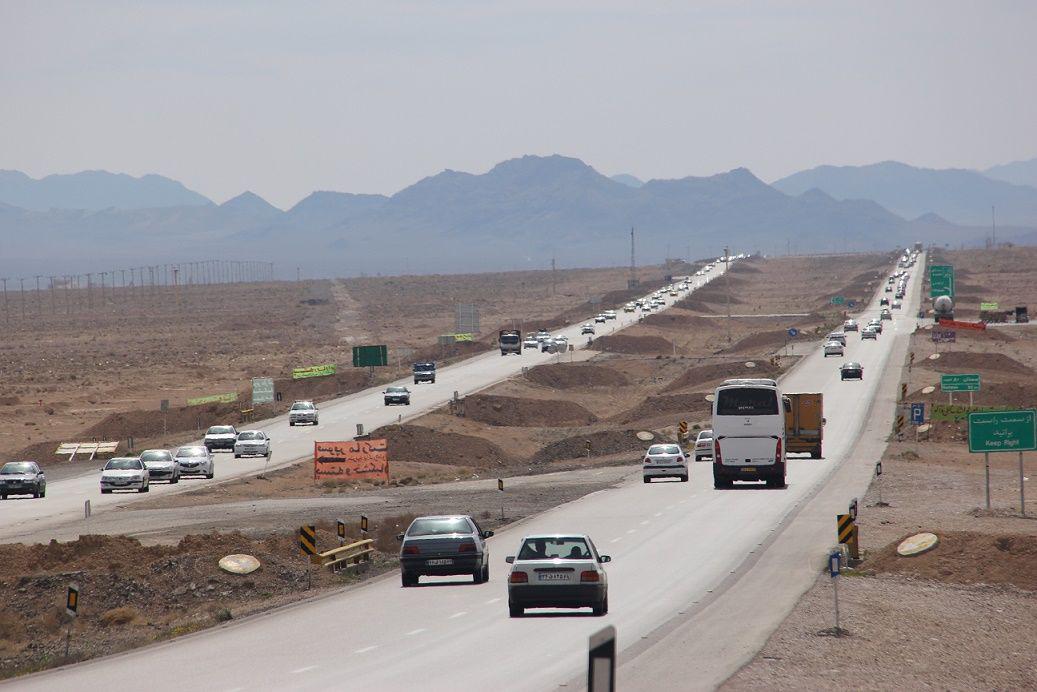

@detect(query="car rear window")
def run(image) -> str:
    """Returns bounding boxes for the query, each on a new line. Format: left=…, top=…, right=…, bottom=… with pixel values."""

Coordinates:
left=716, top=388, right=779, bottom=416
left=291, top=403, right=314, bottom=410
left=407, top=518, right=471, bottom=536
left=139, top=451, right=171, bottom=462
left=518, top=537, right=591, bottom=560
left=237, top=432, right=262, bottom=440
left=648, top=445, right=681, bottom=455
left=105, top=459, right=142, bottom=470
left=208, top=426, right=234, bottom=434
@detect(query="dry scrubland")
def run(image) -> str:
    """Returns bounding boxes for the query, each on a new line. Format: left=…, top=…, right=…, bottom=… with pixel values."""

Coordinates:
left=726, top=246, right=1037, bottom=691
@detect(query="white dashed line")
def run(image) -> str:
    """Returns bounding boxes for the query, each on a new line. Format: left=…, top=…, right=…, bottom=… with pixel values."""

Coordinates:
left=639, top=520, right=649, bottom=525
left=449, top=611, right=468, bottom=619
left=406, top=628, right=426, bottom=636
left=485, top=597, right=501, bottom=605
left=610, top=537, right=623, bottom=544
left=354, top=646, right=378, bottom=654
left=292, top=666, right=318, bottom=674
left=626, top=529, right=636, bottom=534
left=654, top=512, right=663, bottom=517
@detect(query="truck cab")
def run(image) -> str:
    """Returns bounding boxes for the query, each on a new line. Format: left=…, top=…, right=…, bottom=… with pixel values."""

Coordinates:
left=412, top=361, right=436, bottom=384
left=499, top=330, right=522, bottom=356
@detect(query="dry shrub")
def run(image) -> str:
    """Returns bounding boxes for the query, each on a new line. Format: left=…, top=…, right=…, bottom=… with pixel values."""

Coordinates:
left=40, top=607, right=70, bottom=634
left=0, top=612, right=24, bottom=641
left=100, top=606, right=144, bottom=627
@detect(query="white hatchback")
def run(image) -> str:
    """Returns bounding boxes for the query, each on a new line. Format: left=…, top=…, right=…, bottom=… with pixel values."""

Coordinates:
left=823, top=340, right=844, bottom=357
left=506, top=534, right=610, bottom=617
left=642, top=443, right=688, bottom=482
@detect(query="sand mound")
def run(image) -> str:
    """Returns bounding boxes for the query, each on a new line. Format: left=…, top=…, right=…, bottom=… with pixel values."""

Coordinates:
left=523, top=363, right=629, bottom=389
left=613, top=392, right=712, bottom=425
left=532, top=430, right=647, bottom=464
left=643, top=313, right=718, bottom=330
left=373, top=424, right=514, bottom=468
left=463, top=394, right=598, bottom=427
left=675, top=298, right=716, bottom=313
left=665, top=360, right=782, bottom=391
left=590, top=335, right=676, bottom=355
left=722, top=329, right=789, bottom=354
left=925, top=351, right=1031, bottom=375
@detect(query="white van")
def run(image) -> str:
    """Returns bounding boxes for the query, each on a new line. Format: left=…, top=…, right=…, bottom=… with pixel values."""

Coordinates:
left=711, top=380, right=787, bottom=489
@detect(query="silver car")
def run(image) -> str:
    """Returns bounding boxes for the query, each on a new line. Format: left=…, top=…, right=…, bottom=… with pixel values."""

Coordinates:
left=642, top=443, right=688, bottom=482
left=139, top=449, right=180, bottom=484
left=506, top=534, right=611, bottom=617
left=694, top=429, right=714, bottom=461
left=174, top=445, right=214, bottom=479
left=0, top=461, right=46, bottom=499
left=288, top=400, right=319, bottom=426
left=234, top=430, right=271, bottom=458
left=823, top=340, right=844, bottom=357
left=100, top=457, right=149, bottom=494
left=397, top=515, right=494, bottom=587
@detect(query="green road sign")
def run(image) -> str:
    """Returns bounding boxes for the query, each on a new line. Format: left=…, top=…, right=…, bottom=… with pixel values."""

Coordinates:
left=968, top=410, right=1036, bottom=453
left=830, top=296, right=845, bottom=305
left=251, top=377, right=275, bottom=405
left=292, top=364, right=336, bottom=379
left=940, top=373, right=980, bottom=392
left=929, top=265, right=955, bottom=298
left=352, top=345, right=388, bottom=367
left=187, top=392, right=238, bottom=406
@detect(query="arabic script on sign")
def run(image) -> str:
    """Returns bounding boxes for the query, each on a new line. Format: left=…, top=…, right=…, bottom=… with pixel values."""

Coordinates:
left=314, top=439, right=389, bottom=482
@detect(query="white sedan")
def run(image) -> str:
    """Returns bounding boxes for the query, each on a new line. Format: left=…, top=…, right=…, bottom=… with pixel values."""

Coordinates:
left=234, top=430, right=272, bottom=458
left=823, top=340, right=845, bottom=357
left=100, top=457, right=150, bottom=494
left=506, top=534, right=611, bottom=617
left=642, top=443, right=688, bottom=482
left=174, top=445, right=215, bottom=479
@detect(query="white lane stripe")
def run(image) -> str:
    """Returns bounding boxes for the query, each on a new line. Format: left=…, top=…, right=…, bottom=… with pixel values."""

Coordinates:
left=354, top=646, right=378, bottom=654
left=640, top=520, right=649, bottom=525
left=292, top=666, right=318, bottom=674
left=449, top=611, right=468, bottom=619
left=406, top=628, right=426, bottom=636
left=654, top=512, right=663, bottom=517
left=610, top=537, right=623, bottom=543
left=626, top=529, right=635, bottom=534
left=485, top=597, right=501, bottom=604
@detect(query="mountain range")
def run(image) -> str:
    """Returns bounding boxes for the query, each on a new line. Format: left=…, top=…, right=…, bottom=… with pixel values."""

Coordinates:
left=1, top=155, right=1035, bottom=278
left=0, top=170, right=212, bottom=211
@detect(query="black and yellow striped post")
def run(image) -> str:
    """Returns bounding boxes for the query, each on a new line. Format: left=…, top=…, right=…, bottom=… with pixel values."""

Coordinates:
left=837, top=513, right=859, bottom=561
left=299, top=525, right=317, bottom=559
left=895, top=414, right=905, bottom=434
left=678, top=420, right=688, bottom=443
left=900, top=383, right=907, bottom=401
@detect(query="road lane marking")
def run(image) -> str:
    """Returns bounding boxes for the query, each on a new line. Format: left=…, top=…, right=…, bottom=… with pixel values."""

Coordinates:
left=448, top=611, right=468, bottom=619
left=626, top=529, right=635, bottom=534
left=485, top=598, right=501, bottom=604
left=654, top=512, right=663, bottom=517
left=354, top=646, right=378, bottom=654
left=610, top=537, right=623, bottom=543
left=292, top=666, right=318, bottom=674
left=406, top=628, right=426, bottom=636
left=640, top=520, right=650, bottom=525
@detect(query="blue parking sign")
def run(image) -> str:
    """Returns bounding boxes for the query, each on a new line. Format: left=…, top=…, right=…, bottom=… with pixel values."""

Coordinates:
left=910, top=403, right=925, bottom=425
left=787, top=328, right=799, bottom=337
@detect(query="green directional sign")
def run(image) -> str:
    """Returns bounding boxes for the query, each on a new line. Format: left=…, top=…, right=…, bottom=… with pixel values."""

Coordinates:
left=941, top=373, right=980, bottom=392
left=968, top=410, right=1036, bottom=453
left=929, top=265, right=954, bottom=298
left=830, top=296, right=845, bottom=305
left=352, top=345, right=388, bottom=367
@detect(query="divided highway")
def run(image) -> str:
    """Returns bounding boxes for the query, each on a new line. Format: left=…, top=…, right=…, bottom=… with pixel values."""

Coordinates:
left=9, top=256, right=924, bottom=691
left=0, top=263, right=727, bottom=544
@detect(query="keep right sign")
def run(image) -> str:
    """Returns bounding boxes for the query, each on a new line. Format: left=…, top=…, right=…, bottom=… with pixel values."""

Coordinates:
left=968, top=410, right=1037, bottom=453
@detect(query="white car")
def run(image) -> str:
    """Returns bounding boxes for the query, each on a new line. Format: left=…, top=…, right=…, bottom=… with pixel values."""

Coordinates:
left=506, top=534, right=611, bottom=617
left=623, top=303, right=636, bottom=313
left=174, top=445, right=215, bottom=479
left=823, top=340, right=844, bottom=357
left=581, top=324, right=595, bottom=335
left=843, top=319, right=858, bottom=332
left=139, top=448, right=180, bottom=484
left=643, top=443, right=688, bottom=482
left=522, top=336, right=539, bottom=349
left=234, top=430, right=272, bottom=458
left=825, top=331, right=847, bottom=346
left=594, top=314, right=607, bottom=324
left=204, top=425, right=238, bottom=452
left=288, top=401, right=319, bottom=426
left=100, top=457, right=149, bottom=494
left=892, top=300, right=902, bottom=310
left=694, top=429, right=714, bottom=461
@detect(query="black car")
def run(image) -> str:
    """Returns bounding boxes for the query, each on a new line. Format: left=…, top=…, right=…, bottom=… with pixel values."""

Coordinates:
left=840, top=362, right=864, bottom=380
left=880, top=297, right=889, bottom=306
left=0, top=461, right=46, bottom=499
left=397, top=515, right=494, bottom=586
left=383, top=386, right=411, bottom=406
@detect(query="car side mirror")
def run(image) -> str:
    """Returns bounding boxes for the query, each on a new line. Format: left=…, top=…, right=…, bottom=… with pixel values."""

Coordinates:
left=599, top=555, right=612, bottom=563
left=822, top=418, right=827, bottom=425
left=505, top=556, right=515, bottom=564
left=396, top=533, right=404, bottom=542
left=482, top=530, right=494, bottom=538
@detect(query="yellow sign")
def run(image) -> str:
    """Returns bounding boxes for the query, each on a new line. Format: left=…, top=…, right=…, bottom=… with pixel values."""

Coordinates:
left=314, top=439, right=389, bottom=482
left=293, top=364, right=337, bottom=379
left=187, top=392, right=238, bottom=406
left=66, top=583, right=79, bottom=617
left=453, top=333, right=474, bottom=342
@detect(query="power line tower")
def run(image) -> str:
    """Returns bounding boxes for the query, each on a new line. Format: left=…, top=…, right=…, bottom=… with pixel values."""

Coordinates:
left=628, top=227, right=639, bottom=289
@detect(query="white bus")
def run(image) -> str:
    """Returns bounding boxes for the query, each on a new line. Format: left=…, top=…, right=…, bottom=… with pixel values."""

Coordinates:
left=711, top=379, right=787, bottom=489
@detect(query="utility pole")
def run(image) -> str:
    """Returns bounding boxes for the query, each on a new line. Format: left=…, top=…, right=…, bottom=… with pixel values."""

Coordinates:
left=49, top=276, right=56, bottom=314
left=629, top=227, right=637, bottom=289
left=35, top=275, right=42, bottom=315
left=724, top=246, right=731, bottom=343
left=992, top=205, right=996, bottom=248
left=550, top=257, right=556, bottom=295
left=20, top=278, right=26, bottom=319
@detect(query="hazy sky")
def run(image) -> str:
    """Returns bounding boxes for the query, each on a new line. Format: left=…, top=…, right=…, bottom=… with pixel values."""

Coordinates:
left=2, top=1, right=1035, bottom=208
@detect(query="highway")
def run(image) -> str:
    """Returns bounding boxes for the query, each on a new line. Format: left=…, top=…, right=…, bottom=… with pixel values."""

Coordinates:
left=0, top=264, right=726, bottom=544
left=9, top=254, right=924, bottom=691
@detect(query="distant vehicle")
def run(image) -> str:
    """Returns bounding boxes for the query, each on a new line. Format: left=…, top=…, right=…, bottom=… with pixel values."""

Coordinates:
left=204, top=425, right=238, bottom=452
left=884, top=285, right=893, bottom=293
left=288, top=400, right=318, bottom=426
left=0, top=461, right=46, bottom=499
left=522, top=335, right=539, bottom=349
left=861, top=326, right=878, bottom=340
left=506, top=534, right=610, bottom=617
left=933, top=295, right=954, bottom=323
left=174, top=445, right=214, bottom=479
left=541, top=338, right=553, bottom=352
left=100, top=457, right=149, bottom=494
left=139, top=449, right=180, bottom=483
left=826, top=331, right=847, bottom=346
left=413, top=361, right=436, bottom=384
left=604, top=310, right=618, bottom=320
left=867, top=318, right=883, bottom=334
left=694, top=429, right=714, bottom=461
left=880, top=308, right=892, bottom=320
left=642, top=443, right=688, bottom=483
left=843, top=319, right=858, bottom=332
left=499, top=329, right=522, bottom=356
left=892, top=300, right=902, bottom=310
left=581, top=323, right=595, bottom=335
left=234, top=430, right=271, bottom=458
left=384, top=386, right=411, bottom=406
left=397, top=515, right=494, bottom=587
left=840, top=362, right=864, bottom=380
left=823, top=341, right=844, bottom=357
left=712, top=380, right=786, bottom=489
left=623, top=303, right=636, bottom=312
left=535, top=329, right=550, bottom=342
left=594, top=314, right=607, bottom=324
left=880, top=297, right=890, bottom=306
left=784, top=393, right=824, bottom=459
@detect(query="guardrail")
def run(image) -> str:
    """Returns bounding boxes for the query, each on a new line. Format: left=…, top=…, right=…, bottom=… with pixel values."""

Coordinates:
left=311, top=538, right=375, bottom=572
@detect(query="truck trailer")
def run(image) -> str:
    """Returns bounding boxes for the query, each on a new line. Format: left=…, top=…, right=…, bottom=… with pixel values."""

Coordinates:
left=784, top=392, right=824, bottom=459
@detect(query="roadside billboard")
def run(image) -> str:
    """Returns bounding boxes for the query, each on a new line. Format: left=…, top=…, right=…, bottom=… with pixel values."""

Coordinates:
left=187, top=392, right=238, bottom=406
left=293, top=364, right=336, bottom=379
left=968, top=410, right=1036, bottom=454
left=251, top=377, right=274, bottom=405
left=314, top=439, right=389, bottom=482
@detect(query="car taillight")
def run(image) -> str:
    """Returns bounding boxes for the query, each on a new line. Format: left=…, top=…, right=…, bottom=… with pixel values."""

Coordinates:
left=510, top=571, right=528, bottom=583
left=458, top=541, right=476, bottom=553
left=580, top=571, right=600, bottom=583
left=402, top=545, right=420, bottom=555
left=775, top=437, right=782, bottom=461
left=643, top=456, right=651, bottom=465
left=714, top=439, right=722, bottom=464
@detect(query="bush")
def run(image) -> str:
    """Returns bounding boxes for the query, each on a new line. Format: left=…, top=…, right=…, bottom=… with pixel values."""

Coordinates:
left=100, top=606, right=143, bottom=627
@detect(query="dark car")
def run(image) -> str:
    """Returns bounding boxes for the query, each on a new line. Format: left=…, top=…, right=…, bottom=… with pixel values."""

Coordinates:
left=880, top=297, right=889, bottom=306
left=413, top=361, right=436, bottom=384
left=383, top=386, right=411, bottom=406
left=0, top=461, right=46, bottom=499
left=204, top=425, right=238, bottom=451
left=397, top=515, right=494, bottom=586
left=840, top=362, right=864, bottom=380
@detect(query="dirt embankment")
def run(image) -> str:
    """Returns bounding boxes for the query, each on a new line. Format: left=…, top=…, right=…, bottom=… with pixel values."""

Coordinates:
left=922, top=350, right=1031, bottom=375
left=664, top=360, right=782, bottom=392
left=612, top=393, right=712, bottom=425
left=531, top=430, right=648, bottom=464
left=523, top=363, right=629, bottom=389
left=675, top=298, right=716, bottom=314
left=462, top=394, right=598, bottom=427
left=642, top=312, right=718, bottom=330
left=590, top=334, right=677, bottom=355
left=372, top=424, right=515, bottom=468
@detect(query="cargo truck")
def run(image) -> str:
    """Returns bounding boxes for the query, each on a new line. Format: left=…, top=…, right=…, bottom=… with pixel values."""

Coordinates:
left=783, top=392, right=824, bottom=459
left=499, top=329, right=522, bottom=356
left=412, top=361, right=436, bottom=384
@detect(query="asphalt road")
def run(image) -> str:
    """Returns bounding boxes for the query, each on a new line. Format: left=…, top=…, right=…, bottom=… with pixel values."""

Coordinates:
left=9, top=255, right=925, bottom=691
left=0, top=264, right=726, bottom=544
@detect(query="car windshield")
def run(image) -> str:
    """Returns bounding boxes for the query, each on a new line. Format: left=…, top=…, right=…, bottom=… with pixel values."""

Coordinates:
left=407, top=518, right=471, bottom=536
left=176, top=446, right=207, bottom=457
left=845, top=363, right=862, bottom=369
left=237, top=432, right=262, bottom=440
left=291, top=403, right=314, bottom=410
left=1, top=462, right=36, bottom=474
left=648, top=445, right=681, bottom=455
left=207, top=426, right=234, bottom=434
left=518, top=537, right=591, bottom=560
left=387, top=387, right=407, bottom=393
left=139, top=451, right=171, bottom=462
left=105, top=459, right=141, bottom=471
left=500, top=335, right=520, bottom=343
left=717, top=387, right=779, bottom=416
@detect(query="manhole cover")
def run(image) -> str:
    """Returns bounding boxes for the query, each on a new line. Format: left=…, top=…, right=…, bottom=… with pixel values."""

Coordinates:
left=219, top=554, right=261, bottom=575
left=897, top=533, right=938, bottom=557
left=921, top=385, right=936, bottom=394
left=744, top=361, right=756, bottom=368
left=636, top=431, right=655, bottom=442
left=928, top=353, right=941, bottom=360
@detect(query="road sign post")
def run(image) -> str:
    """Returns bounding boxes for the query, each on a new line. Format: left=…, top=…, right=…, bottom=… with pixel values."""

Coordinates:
left=968, top=410, right=1036, bottom=516
left=588, top=625, right=616, bottom=692
left=65, top=582, right=79, bottom=661
left=929, top=265, right=955, bottom=298
left=337, top=519, right=346, bottom=546
left=497, top=478, right=505, bottom=520
left=251, top=377, right=275, bottom=405
left=828, top=551, right=842, bottom=635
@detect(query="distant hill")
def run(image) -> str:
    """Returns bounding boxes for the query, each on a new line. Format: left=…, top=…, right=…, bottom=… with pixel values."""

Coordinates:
left=610, top=174, right=644, bottom=188
left=0, top=170, right=212, bottom=211
left=772, top=161, right=1037, bottom=226
left=984, top=157, right=1037, bottom=190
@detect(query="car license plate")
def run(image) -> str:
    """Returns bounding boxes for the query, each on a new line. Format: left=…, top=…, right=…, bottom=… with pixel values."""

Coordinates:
left=537, top=572, right=571, bottom=582
left=741, top=466, right=756, bottom=473
left=426, top=559, right=453, bottom=566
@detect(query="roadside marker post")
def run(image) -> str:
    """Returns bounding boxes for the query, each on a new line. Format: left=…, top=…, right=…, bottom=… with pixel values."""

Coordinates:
left=678, top=420, right=688, bottom=443
left=300, top=525, right=317, bottom=589
left=360, top=515, right=369, bottom=534
left=84, top=499, right=91, bottom=520
left=337, top=519, right=346, bottom=547
left=587, top=625, right=616, bottom=692
left=828, top=551, right=842, bottom=636
left=837, top=513, right=859, bottom=561
left=875, top=462, right=886, bottom=506
left=65, top=583, right=79, bottom=661
left=497, top=478, right=505, bottom=520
